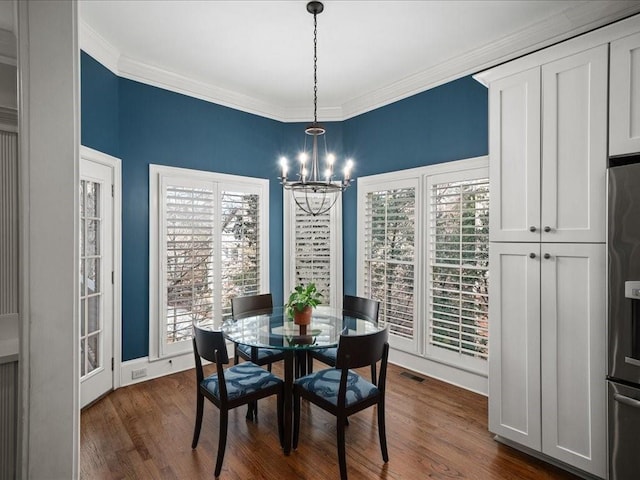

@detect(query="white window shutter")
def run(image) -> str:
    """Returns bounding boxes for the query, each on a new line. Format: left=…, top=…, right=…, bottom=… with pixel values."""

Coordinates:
left=364, top=187, right=416, bottom=340
left=220, top=191, right=261, bottom=319
left=163, top=182, right=215, bottom=346
left=427, top=176, right=489, bottom=367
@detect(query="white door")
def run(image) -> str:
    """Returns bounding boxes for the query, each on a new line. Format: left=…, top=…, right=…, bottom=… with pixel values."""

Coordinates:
left=488, top=242, right=541, bottom=450
left=79, top=158, right=114, bottom=408
left=541, top=44, right=607, bottom=243
left=540, top=243, right=606, bottom=477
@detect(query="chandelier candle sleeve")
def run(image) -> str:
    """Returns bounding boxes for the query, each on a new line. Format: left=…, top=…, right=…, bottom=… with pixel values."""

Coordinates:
left=278, top=1, right=354, bottom=217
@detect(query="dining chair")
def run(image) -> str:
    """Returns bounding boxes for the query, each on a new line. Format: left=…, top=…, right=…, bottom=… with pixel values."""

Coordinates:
left=308, top=295, right=380, bottom=383
left=191, top=325, right=284, bottom=478
left=231, top=294, right=286, bottom=372
left=293, top=328, right=390, bottom=480
left=231, top=293, right=286, bottom=420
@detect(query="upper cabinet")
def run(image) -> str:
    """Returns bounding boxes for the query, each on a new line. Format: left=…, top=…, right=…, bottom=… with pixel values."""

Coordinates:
left=488, top=45, right=608, bottom=243
left=610, top=31, right=640, bottom=157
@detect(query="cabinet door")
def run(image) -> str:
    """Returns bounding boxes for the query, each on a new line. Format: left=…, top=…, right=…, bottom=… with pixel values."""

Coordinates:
left=488, top=242, right=541, bottom=450
left=540, top=243, right=606, bottom=477
left=610, top=31, right=640, bottom=157
left=489, top=68, right=541, bottom=242
left=541, top=45, right=607, bottom=243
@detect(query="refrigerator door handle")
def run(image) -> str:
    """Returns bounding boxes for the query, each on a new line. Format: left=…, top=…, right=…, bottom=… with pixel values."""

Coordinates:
left=614, top=392, right=640, bottom=409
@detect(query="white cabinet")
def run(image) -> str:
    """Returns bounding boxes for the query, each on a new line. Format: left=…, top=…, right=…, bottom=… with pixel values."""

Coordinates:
left=488, top=243, right=541, bottom=450
left=489, top=242, right=606, bottom=477
left=489, top=44, right=607, bottom=244
left=610, top=31, right=640, bottom=156
left=485, top=42, right=608, bottom=479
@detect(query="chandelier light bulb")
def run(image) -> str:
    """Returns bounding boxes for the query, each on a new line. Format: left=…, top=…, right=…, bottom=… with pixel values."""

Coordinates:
left=326, top=153, right=336, bottom=165
left=298, top=152, right=308, bottom=164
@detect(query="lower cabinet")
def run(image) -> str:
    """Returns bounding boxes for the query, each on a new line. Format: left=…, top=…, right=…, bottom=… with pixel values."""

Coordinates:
left=489, top=242, right=606, bottom=478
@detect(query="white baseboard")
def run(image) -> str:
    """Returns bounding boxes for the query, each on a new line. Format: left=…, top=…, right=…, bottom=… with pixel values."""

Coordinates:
left=389, top=348, right=488, bottom=396
left=119, top=343, right=488, bottom=396
left=119, top=340, right=235, bottom=387
left=120, top=351, right=195, bottom=387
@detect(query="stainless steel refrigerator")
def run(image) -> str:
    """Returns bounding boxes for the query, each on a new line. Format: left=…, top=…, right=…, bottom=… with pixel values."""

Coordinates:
left=607, top=156, right=640, bottom=480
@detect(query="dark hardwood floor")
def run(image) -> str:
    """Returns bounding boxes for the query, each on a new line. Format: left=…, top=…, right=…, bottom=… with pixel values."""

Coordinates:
left=81, top=363, right=580, bottom=479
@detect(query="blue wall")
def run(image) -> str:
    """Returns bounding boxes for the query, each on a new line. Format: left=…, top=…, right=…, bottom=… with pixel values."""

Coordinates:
left=341, top=77, right=488, bottom=294
left=81, top=52, right=487, bottom=361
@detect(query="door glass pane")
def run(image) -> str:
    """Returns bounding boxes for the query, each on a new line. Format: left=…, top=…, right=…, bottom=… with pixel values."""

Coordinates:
left=87, top=334, right=99, bottom=374
left=80, top=339, right=86, bottom=376
left=87, top=220, right=100, bottom=255
left=88, top=296, right=100, bottom=335
left=80, top=179, right=103, bottom=379
left=81, top=298, right=86, bottom=336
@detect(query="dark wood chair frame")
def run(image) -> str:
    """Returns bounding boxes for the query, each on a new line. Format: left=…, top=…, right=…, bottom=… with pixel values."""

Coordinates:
left=191, top=326, right=284, bottom=477
left=308, top=295, right=381, bottom=383
left=231, top=293, right=286, bottom=420
left=293, top=328, right=390, bottom=480
left=231, top=293, right=286, bottom=372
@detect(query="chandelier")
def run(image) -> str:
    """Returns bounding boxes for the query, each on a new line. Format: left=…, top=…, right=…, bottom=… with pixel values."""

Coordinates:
left=279, top=1, right=354, bottom=217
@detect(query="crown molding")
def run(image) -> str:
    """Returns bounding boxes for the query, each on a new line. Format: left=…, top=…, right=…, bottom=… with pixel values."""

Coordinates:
left=117, top=55, right=292, bottom=122
left=79, top=3, right=640, bottom=123
left=79, top=20, right=119, bottom=75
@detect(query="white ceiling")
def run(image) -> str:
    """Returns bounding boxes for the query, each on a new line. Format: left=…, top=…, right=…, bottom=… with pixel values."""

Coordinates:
left=77, top=1, right=640, bottom=121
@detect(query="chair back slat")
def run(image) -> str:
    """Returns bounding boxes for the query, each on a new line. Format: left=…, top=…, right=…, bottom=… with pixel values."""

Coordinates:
left=231, top=293, right=273, bottom=319
left=193, top=325, right=230, bottom=365
left=335, top=327, right=389, bottom=370
left=343, top=295, right=379, bottom=323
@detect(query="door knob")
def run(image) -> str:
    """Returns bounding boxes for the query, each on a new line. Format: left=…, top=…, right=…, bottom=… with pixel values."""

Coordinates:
left=544, top=226, right=552, bottom=232
left=544, top=253, right=551, bottom=259
left=529, top=226, right=537, bottom=232
left=529, top=253, right=536, bottom=259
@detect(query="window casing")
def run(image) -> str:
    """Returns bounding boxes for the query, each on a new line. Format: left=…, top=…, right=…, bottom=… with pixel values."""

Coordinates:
left=357, top=157, right=489, bottom=375
left=150, top=165, right=268, bottom=359
left=283, top=190, right=342, bottom=308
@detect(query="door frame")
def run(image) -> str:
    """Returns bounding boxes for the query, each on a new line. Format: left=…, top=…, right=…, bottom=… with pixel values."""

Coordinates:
left=80, top=145, right=122, bottom=392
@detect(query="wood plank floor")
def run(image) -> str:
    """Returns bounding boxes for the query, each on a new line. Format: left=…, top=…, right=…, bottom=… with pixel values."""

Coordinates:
left=81, top=363, right=580, bottom=479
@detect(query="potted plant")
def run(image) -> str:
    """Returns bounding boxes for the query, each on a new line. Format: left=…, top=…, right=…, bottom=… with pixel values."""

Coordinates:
left=285, top=283, right=323, bottom=325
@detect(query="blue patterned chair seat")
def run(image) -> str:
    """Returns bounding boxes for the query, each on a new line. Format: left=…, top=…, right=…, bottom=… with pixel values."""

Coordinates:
left=312, top=347, right=337, bottom=364
left=237, top=344, right=283, bottom=362
left=201, top=362, right=283, bottom=401
left=294, top=368, right=379, bottom=407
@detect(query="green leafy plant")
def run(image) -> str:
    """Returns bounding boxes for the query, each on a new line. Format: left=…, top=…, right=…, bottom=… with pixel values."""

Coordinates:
left=285, top=283, right=323, bottom=318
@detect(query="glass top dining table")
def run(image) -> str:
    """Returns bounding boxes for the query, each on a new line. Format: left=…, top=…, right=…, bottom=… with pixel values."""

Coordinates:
left=221, top=305, right=380, bottom=351
left=219, top=305, right=381, bottom=455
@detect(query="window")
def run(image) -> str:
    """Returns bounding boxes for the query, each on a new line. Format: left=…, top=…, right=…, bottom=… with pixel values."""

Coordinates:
left=426, top=172, right=489, bottom=371
left=150, top=165, right=268, bottom=358
left=358, top=157, right=489, bottom=375
left=283, top=190, right=342, bottom=308
left=363, top=184, right=417, bottom=347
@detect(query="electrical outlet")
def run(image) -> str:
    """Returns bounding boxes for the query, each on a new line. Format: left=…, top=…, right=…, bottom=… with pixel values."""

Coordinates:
left=131, top=368, right=147, bottom=379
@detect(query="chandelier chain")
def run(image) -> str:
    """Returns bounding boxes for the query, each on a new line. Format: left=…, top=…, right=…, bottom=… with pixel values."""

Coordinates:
left=313, top=11, right=318, bottom=125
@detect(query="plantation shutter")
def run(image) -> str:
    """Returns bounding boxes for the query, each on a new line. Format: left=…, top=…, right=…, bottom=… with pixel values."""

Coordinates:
left=220, top=191, right=261, bottom=319
left=428, top=176, right=489, bottom=364
left=293, top=192, right=332, bottom=303
left=364, top=187, right=416, bottom=340
left=163, top=180, right=215, bottom=345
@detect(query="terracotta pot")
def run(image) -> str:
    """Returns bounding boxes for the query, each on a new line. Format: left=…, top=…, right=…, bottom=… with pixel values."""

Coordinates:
left=293, top=305, right=313, bottom=325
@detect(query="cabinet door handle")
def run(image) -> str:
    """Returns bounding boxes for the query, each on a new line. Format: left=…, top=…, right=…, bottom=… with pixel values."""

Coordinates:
left=529, top=226, right=537, bottom=232
left=544, top=226, right=552, bottom=232
left=543, top=253, right=551, bottom=259
left=614, top=393, right=640, bottom=409
left=529, top=253, right=536, bottom=259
